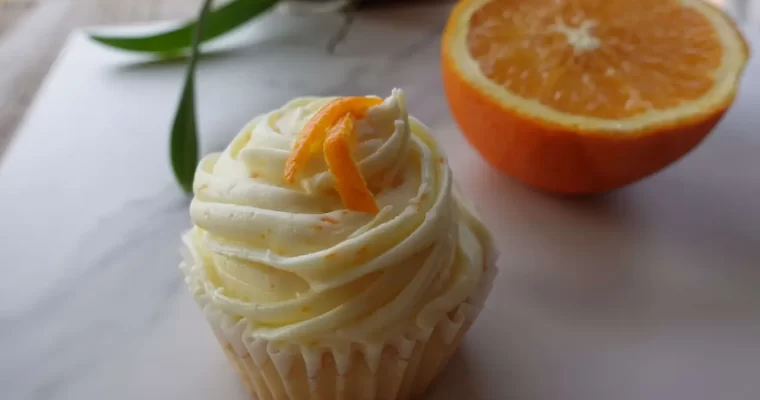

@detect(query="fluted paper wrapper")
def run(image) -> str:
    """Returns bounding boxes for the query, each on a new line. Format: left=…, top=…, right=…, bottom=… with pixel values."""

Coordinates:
left=180, top=242, right=498, bottom=400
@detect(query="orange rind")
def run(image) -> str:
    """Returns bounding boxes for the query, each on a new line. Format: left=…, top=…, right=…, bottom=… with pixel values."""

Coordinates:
left=324, top=115, right=379, bottom=213
left=284, top=97, right=383, bottom=213
left=284, top=97, right=382, bottom=184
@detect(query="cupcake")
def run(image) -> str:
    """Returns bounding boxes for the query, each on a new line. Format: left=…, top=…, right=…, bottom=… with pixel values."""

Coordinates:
left=180, top=89, right=498, bottom=400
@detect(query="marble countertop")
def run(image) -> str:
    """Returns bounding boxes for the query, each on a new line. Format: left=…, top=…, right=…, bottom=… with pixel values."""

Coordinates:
left=1, top=3, right=760, bottom=400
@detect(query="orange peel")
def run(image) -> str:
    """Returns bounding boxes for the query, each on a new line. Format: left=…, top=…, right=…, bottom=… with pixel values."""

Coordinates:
left=324, top=114, right=379, bottom=213
left=284, top=96, right=383, bottom=183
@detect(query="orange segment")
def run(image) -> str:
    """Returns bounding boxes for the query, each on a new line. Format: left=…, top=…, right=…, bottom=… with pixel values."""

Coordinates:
left=323, top=115, right=379, bottom=213
left=284, top=96, right=383, bottom=183
left=442, top=0, right=749, bottom=193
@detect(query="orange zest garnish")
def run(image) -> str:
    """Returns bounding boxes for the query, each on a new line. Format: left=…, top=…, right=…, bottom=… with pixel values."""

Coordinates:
left=324, top=114, right=379, bottom=213
left=284, top=96, right=383, bottom=183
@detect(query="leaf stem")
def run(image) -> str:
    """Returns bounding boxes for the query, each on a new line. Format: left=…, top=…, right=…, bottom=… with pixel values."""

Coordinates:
left=169, top=0, right=213, bottom=193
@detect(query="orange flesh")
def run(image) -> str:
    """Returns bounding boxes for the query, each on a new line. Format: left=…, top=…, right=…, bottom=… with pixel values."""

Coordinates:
left=284, top=97, right=383, bottom=183
left=466, top=0, right=723, bottom=119
left=324, top=115, right=379, bottom=214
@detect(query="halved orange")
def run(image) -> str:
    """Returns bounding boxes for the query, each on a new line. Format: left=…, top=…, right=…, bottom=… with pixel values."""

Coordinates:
left=442, top=0, right=750, bottom=193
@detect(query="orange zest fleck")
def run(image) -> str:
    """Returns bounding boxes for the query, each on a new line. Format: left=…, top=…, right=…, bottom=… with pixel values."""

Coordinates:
left=324, top=115, right=379, bottom=213
left=355, top=246, right=370, bottom=263
left=320, top=217, right=339, bottom=224
left=284, top=96, right=383, bottom=183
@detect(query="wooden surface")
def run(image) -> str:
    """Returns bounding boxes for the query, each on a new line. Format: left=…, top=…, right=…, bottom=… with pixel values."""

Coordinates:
left=0, top=0, right=196, bottom=158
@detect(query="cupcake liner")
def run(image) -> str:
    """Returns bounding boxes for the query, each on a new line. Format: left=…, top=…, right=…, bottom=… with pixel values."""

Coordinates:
left=180, top=235, right=498, bottom=400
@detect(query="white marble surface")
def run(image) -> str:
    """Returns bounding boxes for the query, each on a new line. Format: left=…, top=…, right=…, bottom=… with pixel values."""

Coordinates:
left=1, top=3, right=760, bottom=400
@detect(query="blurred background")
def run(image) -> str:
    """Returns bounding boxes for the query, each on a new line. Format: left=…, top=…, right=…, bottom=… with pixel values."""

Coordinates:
left=0, top=0, right=757, bottom=159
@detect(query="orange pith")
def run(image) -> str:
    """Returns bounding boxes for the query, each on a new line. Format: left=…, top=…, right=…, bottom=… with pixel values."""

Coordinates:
left=442, top=0, right=749, bottom=193
left=284, top=96, right=383, bottom=184
left=324, top=115, right=379, bottom=213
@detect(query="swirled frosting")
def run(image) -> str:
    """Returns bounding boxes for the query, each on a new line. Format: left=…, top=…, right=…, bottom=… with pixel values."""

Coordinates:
left=185, top=89, right=494, bottom=344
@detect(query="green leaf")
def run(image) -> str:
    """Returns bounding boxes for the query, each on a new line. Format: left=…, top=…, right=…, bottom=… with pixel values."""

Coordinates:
left=90, top=0, right=280, bottom=53
left=170, top=0, right=213, bottom=194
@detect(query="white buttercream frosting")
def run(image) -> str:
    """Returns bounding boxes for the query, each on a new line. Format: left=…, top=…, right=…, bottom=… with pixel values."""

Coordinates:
left=184, top=89, right=494, bottom=345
